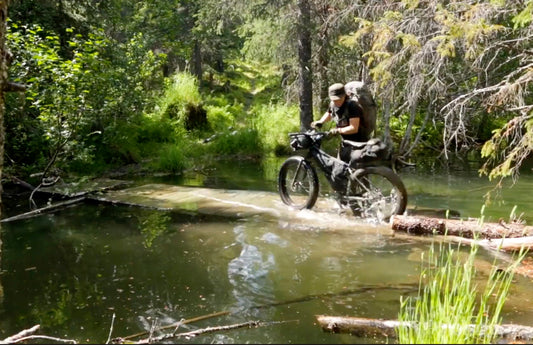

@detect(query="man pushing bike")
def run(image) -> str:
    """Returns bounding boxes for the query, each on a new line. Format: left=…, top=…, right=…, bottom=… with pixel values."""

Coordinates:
left=310, top=82, right=371, bottom=162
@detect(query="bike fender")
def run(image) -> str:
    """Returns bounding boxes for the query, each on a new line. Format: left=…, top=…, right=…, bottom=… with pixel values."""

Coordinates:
left=351, top=168, right=366, bottom=179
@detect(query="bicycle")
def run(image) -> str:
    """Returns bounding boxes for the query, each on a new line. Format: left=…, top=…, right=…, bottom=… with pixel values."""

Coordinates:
left=277, top=129, right=407, bottom=222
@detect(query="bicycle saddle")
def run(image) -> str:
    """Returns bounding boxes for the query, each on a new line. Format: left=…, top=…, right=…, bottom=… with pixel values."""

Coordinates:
left=342, top=139, right=368, bottom=149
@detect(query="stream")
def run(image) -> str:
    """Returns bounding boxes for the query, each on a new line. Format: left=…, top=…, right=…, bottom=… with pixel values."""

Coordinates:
left=0, top=156, right=532, bottom=343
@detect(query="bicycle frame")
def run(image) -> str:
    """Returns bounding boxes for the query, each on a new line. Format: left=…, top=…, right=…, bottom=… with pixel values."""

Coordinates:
left=295, top=132, right=388, bottom=198
left=280, top=130, right=408, bottom=219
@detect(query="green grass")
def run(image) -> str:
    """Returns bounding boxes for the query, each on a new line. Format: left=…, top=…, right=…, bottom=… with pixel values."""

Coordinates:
left=397, top=238, right=526, bottom=344
left=154, top=143, right=190, bottom=173
left=134, top=61, right=299, bottom=174
left=252, top=103, right=300, bottom=156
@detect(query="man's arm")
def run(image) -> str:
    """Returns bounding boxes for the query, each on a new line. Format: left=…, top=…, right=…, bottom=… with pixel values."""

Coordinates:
left=334, top=117, right=360, bottom=135
left=311, top=111, right=332, bottom=128
left=331, top=101, right=361, bottom=135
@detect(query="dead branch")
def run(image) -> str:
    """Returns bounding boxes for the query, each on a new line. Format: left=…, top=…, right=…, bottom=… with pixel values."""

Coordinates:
left=0, top=325, right=40, bottom=343
left=118, top=321, right=263, bottom=344
left=106, top=313, right=116, bottom=344
left=0, top=324, right=76, bottom=344
left=115, top=310, right=230, bottom=342
left=1, top=196, right=86, bottom=223
left=4, top=81, right=26, bottom=92
left=115, top=283, right=417, bottom=342
left=6, top=175, right=35, bottom=191
left=6, top=335, right=77, bottom=344
left=248, top=283, right=418, bottom=311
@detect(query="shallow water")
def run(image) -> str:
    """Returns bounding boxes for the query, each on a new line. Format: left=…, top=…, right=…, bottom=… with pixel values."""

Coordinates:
left=1, top=157, right=533, bottom=343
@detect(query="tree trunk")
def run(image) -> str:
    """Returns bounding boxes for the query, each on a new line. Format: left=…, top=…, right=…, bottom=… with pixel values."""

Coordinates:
left=316, top=3, right=330, bottom=111
left=315, top=315, right=533, bottom=341
left=381, top=98, right=393, bottom=150
left=391, top=215, right=533, bottom=240
left=399, top=102, right=417, bottom=154
left=0, top=0, right=9, bottom=303
left=191, top=40, right=202, bottom=82
left=297, top=0, right=313, bottom=131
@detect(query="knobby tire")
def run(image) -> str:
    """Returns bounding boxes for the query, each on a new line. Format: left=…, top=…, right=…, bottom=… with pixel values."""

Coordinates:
left=278, top=156, right=319, bottom=210
left=347, top=166, right=407, bottom=221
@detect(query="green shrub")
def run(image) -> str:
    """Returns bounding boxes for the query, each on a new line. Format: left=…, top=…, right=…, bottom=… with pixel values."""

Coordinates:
left=6, top=23, right=166, bottom=177
left=203, top=128, right=261, bottom=157
left=154, top=143, right=189, bottom=173
left=205, top=104, right=236, bottom=132
left=160, top=73, right=201, bottom=109
left=159, top=73, right=200, bottom=124
left=156, top=72, right=211, bottom=131
left=252, top=103, right=300, bottom=155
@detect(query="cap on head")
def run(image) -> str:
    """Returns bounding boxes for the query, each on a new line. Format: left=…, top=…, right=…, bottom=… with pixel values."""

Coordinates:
left=328, top=83, right=345, bottom=101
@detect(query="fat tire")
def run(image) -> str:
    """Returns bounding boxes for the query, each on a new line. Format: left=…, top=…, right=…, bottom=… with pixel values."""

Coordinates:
left=278, top=156, right=319, bottom=210
left=348, top=166, right=407, bottom=220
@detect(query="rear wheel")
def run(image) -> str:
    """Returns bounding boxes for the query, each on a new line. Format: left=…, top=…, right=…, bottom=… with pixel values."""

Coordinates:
left=346, top=166, right=407, bottom=222
left=278, top=157, right=319, bottom=210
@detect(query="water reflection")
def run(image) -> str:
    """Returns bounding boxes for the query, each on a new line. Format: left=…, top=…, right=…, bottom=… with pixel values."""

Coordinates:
left=228, top=224, right=276, bottom=314
left=136, top=210, right=171, bottom=248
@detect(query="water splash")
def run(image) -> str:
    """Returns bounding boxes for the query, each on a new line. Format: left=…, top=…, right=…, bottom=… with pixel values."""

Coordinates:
left=227, top=225, right=276, bottom=314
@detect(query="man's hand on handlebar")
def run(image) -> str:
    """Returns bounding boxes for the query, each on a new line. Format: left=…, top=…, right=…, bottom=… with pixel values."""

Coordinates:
left=327, top=127, right=340, bottom=137
left=310, top=121, right=323, bottom=129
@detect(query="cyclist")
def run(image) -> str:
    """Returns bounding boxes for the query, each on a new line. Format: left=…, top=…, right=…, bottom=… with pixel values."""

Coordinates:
left=311, top=83, right=369, bottom=162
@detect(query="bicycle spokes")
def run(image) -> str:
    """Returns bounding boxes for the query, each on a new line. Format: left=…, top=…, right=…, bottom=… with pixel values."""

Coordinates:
left=347, top=173, right=403, bottom=221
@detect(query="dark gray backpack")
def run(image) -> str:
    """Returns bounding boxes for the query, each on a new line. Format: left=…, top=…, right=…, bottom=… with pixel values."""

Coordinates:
left=344, top=81, right=377, bottom=138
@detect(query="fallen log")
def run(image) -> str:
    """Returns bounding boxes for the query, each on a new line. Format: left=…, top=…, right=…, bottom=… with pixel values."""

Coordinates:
left=448, top=235, right=533, bottom=252
left=315, top=315, right=533, bottom=341
left=316, top=315, right=401, bottom=338
left=391, top=215, right=533, bottom=239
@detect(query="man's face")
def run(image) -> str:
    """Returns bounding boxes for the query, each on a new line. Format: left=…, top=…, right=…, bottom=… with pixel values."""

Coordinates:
left=332, top=95, right=345, bottom=107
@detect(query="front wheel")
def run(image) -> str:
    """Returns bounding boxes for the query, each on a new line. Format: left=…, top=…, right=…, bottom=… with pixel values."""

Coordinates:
left=346, top=166, right=407, bottom=222
left=278, top=156, right=319, bottom=210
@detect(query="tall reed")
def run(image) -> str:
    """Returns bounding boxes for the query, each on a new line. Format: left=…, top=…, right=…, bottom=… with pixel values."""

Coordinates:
left=397, top=238, right=526, bottom=344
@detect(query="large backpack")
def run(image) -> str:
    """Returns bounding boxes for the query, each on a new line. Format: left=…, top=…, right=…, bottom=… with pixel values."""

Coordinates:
left=344, top=81, right=377, bottom=139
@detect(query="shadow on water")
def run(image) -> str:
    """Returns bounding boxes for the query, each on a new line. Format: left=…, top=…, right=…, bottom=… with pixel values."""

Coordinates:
left=1, top=156, right=533, bottom=343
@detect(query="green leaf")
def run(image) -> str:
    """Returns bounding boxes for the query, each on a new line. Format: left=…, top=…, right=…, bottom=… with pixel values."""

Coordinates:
left=512, top=1, right=533, bottom=29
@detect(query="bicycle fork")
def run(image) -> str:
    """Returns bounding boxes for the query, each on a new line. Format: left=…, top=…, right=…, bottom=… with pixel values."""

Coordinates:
left=289, top=159, right=307, bottom=192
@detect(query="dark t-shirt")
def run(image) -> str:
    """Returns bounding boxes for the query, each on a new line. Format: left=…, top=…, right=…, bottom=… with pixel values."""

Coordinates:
left=329, top=99, right=367, bottom=142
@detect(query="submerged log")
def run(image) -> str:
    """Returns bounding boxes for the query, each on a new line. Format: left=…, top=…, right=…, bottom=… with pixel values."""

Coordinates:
left=391, top=215, right=533, bottom=240
left=315, top=315, right=533, bottom=341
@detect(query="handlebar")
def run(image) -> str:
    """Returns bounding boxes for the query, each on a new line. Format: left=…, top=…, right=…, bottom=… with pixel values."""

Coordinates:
left=288, top=129, right=330, bottom=139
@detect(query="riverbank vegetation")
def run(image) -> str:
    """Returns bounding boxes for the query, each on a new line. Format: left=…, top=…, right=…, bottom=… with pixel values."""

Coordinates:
left=397, top=239, right=525, bottom=344
left=2, top=0, right=532, bottom=189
